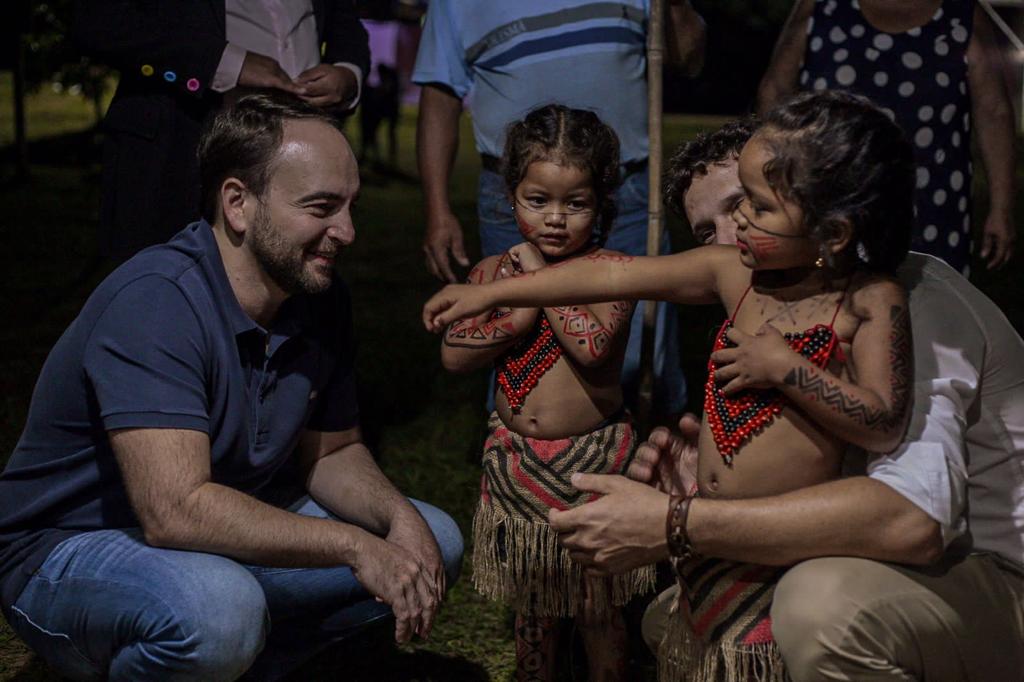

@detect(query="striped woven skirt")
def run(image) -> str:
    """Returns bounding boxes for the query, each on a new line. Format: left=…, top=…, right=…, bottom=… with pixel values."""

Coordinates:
left=659, top=557, right=787, bottom=682
left=472, top=411, right=655, bottom=617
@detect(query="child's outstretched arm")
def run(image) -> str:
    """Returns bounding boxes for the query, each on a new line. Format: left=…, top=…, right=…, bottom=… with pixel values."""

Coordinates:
left=507, top=242, right=636, bottom=368
left=440, top=255, right=539, bottom=372
left=423, top=246, right=732, bottom=333
left=711, top=278, right=912, bottom=453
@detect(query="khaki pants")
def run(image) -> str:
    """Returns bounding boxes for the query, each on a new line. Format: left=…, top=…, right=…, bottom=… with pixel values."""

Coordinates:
left=642, top=554, right=1024, bottom=681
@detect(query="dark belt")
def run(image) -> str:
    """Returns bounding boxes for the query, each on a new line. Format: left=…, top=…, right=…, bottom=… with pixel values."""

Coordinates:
left=481, top=153, right=647, bottom=178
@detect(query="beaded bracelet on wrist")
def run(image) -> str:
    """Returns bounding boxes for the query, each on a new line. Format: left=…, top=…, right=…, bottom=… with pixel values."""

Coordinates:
left=666, top=494, right=697, bottom=559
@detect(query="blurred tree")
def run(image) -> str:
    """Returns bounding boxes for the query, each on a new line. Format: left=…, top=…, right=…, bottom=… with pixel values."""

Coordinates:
left=22, top=0, right=112, bottom=126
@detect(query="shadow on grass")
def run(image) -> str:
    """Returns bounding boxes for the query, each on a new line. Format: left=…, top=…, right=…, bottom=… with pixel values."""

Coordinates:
left=292, top=637, right=492, bottom=681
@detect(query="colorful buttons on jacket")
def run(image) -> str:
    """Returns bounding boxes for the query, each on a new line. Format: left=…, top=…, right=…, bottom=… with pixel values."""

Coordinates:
left=186, top=78, right=200, bottom=92
left=140, top=64, right=154, bottom=77
left=163, top=71, right=177, bottom=82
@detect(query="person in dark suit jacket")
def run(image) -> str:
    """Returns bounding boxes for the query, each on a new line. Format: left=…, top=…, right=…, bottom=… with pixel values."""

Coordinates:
left=73, top=0, right=370, bottom=260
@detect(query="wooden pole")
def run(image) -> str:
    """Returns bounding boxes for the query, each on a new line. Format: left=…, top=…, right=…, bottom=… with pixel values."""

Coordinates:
left=637, top=0, right=665, bottom=432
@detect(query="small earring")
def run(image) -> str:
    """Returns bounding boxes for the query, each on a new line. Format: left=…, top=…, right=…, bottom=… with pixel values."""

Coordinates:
left=815, top=256, right=825, bottom=268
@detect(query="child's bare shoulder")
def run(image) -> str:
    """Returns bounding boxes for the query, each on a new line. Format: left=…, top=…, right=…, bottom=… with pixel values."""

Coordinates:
left=848, top=271, right=907, bottom=321
left=465, top=254, right=513, bottom=285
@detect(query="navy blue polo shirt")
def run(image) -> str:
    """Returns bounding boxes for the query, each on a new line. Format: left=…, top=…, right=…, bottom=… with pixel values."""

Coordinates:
left=0, top=222, right=359, bottom=609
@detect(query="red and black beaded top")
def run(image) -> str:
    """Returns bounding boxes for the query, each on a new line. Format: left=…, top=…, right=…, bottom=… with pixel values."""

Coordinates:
left=497, top=316, right=562, bottom=412
left=705, top=286, right=846, bottom=464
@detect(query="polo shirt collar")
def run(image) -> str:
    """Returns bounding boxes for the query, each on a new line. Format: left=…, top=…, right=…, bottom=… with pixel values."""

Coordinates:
left=191, top=220, right=316, bottom=343
left=192, top=220, right=260, bottom=337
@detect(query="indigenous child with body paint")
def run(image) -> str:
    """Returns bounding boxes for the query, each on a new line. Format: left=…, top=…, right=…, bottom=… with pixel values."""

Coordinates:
left=440, top=104, right=654, bottom=682
left=426, top=91, right=915, bottom=682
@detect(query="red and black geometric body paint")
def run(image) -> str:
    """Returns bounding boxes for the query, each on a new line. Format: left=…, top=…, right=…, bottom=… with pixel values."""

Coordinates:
left=550, top=302, right=631, bottom=361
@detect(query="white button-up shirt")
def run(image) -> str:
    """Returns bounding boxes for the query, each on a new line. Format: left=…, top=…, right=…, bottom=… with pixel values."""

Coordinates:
left=868, top=253, right=1024, bottom=567
left=212, top=0, right=361, bottom=106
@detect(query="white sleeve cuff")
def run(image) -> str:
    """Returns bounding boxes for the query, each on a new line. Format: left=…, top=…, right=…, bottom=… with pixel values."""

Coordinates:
left=212, top=43, right=248, bottom=93
left=333, top=62, right=363, bottom=110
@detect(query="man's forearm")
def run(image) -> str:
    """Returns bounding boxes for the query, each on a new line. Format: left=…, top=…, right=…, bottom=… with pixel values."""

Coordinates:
left=417, top=85, right=462, bottom=216
left=688, top=477, right=944, bottom=566
left=306, top=442, right=421, bottom=536
left=153, top=480, right=370, bottom=567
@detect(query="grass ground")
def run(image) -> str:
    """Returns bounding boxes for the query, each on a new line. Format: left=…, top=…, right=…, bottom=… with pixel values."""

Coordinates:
left=0, top=75, right=1021, bottom=681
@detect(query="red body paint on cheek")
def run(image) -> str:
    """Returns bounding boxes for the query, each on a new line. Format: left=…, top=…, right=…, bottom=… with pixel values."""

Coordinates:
left=514, top=211, right=535, bottom=237
left=749, top=234, right=779, bottom=258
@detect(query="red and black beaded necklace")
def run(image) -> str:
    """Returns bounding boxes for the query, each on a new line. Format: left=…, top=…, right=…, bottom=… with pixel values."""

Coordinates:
left=495, top=244, right=599, bottom=412
left=705, top=285, right=847, bottom=463
left=497, top=316, right=562, bottom=412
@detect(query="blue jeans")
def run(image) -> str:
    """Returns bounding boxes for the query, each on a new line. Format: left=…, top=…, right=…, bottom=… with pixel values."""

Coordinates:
left=5, top=498, right=463, bottom=681
left=478, top=168, right=686, bottom=414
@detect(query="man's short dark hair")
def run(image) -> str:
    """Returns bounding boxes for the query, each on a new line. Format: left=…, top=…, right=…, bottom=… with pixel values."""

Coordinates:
left=198, top=92, right=343, bottom=223
left=664, top=116, right=758, bottom=217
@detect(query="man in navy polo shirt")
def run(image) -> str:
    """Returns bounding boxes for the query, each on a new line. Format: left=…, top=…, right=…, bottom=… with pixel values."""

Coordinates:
left=0, top=93, right=463, bottom=681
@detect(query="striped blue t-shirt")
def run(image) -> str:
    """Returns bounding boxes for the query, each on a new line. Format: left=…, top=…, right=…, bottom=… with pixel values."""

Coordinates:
left=413, top=0, right=650, bottom=163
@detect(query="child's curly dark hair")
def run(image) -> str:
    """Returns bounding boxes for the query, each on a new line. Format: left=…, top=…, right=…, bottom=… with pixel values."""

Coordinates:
left=502, top=104, right=621, bottom=246
left=758, top=90, right=915, bottom=274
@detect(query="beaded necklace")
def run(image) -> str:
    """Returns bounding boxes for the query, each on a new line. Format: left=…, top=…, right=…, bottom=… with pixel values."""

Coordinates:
left=705, top=286, right=847, bottom=463
left=497, top=316, right=562, bottom=412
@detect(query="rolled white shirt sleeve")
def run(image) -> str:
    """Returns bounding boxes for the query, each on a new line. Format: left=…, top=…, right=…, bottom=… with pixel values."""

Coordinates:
left=868, top=377, right=972, bottom=548
left=866, top=273, right=981, bottom=549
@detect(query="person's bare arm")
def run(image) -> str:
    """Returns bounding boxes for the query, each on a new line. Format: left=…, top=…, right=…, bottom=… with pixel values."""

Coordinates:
left=665, top=0, right=707, bottom=77
left=968, top=5, right=1017, bottom=269
left=686, top=476, right=942, bottom=566
left=756, top=0, right=814, bottom=114
left=418, top=84, right=470, bottom=282
left=505, top=243, right=636, bottom=368
left=544, top=300, right=634, bottom=368
left=424, top=245, right=731, bottom=332
left=712, top=280, right=912, bottom=453
left=111, top=428, right=370, bottom=565
left=296, top=426, right=445, bottom=641
left=551, top=425, right=942, bottom=574
left=111, top=427, right=438, bottom=643
left=441, top=255, right=539, bottom=371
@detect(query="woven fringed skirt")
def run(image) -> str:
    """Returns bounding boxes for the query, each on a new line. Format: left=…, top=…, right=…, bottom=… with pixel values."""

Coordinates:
left=472, top=411, right=655, bottom=617
left=659, top=557, right=787, bottom=682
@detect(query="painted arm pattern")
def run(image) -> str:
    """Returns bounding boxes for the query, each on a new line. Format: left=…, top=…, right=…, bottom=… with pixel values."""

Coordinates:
left=444, top=308, right=523, bottom=349
left=443, top=254, right=536, bottom=349
left=545, top=252, right=637, bottom=270
left=548, top=301, right=633, bottom=363
left=783, top=305, right=912, bottom=433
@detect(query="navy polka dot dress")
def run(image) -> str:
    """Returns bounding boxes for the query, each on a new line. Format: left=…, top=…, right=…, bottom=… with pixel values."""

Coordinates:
left=800, top=0, right=974, bottom=275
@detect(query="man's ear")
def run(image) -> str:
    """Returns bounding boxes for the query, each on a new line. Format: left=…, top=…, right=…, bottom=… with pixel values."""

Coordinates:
left=221, top=178, right=256, bottom=239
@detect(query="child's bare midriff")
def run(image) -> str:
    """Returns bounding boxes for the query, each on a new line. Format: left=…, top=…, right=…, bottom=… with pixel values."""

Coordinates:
left=697, top=410, right=843, bottom=499
left=497, top=352, right=625, bottom=440
left=701, top=274, right=858, bottom=500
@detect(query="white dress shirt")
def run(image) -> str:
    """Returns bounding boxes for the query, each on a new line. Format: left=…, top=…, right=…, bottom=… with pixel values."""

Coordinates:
left=212, top=0, right=361, bottom=107
left=867, top=253, right=1024, bottom=568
